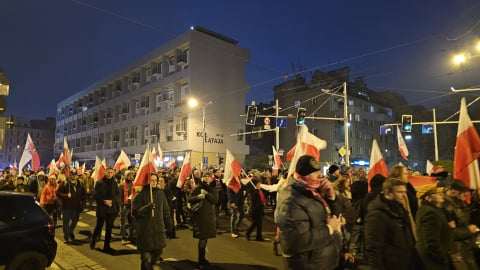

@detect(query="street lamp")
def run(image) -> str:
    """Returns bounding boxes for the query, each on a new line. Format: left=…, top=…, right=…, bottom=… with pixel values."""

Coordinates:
left=188, top=97, right=212, bottom=169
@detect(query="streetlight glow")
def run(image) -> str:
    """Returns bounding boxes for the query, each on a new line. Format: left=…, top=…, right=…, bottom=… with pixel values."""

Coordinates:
left=453, top=53, right=466, bottom=65
left=188, top=97, right=198, bottom=108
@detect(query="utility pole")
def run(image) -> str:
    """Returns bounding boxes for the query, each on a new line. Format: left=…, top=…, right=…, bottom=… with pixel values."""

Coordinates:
left=343, top=82, right=350, bottom=166
left=433, top=108, right=439, bottom=161
left=275, top=99, right=280, bottom=151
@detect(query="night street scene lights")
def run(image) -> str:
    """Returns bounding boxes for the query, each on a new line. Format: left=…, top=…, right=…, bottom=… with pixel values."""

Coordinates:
left=188, top=97, right=212, bottom=168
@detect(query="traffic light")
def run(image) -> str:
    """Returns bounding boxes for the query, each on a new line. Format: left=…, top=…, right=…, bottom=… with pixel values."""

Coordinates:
left=246, top=105, right=258, bottom=125
left=296, top=107, right=307, bottom=126
left=401, top=115, right=413, bottom=132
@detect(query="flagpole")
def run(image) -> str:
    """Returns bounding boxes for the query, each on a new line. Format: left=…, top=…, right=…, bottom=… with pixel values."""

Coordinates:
left=433, top=108, right=439, bottom=161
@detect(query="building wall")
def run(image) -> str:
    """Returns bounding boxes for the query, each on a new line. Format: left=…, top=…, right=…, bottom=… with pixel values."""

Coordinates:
left=55, top=27, right=249, bottom=168
left=0, top=116, right=55, bottom=169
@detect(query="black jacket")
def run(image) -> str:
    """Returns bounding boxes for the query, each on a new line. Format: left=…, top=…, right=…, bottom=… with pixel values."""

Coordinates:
left=188, top=180, right=218, bottom=239
left=93, top=177, right=120, bottom=217
left=364, top=195, right=416, bottom=270
left=132, top=185, right=172, bottom=252
left=415, top=200, right=453, bottom=270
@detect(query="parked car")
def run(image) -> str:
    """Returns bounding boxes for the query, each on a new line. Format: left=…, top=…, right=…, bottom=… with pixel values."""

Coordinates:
left=0, top=191, right=57, bottom=270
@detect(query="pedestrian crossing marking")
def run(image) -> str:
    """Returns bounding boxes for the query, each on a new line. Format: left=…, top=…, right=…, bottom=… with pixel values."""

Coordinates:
left=76, top=221, right=90, bottom=227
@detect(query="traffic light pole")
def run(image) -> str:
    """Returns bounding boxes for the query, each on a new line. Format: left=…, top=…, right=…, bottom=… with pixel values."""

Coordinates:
left=343, top=82, right=350, bottom=166
left=275, top=99, right=280, bottom=151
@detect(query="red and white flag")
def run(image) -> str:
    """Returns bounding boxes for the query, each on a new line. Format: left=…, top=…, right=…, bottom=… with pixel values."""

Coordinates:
left=157, top=143, right=164, bottom=162
left=367, top=139, right=389, bottom=183
left=92, top=156, right=106, bottom=182
left=426, top=160, right=434, bottom=175
left=285, top=125, right=327, bottom=161
left=454, top=98, right=480, bottom=189
left=166, top=158, right=176, bottom=169
left=397, top=126, right=409, bottom=161
left=63, top=138, right=71, bottom=177
left=151, top=147, right=157, bottom=161
left=176, top=152, right=192, bottom=188
left=134, top=144, right=157, bottom=187
left=47, top=159, right=60, bottom=176
left=80, top=163, right=86, bottom=175
left=286, top=125, right=327, bottom=180
left=18, top=133, right=41, bottom=173
left=56, top=152, right=65, bottom=168
left=223, top=149, right=243, bottom=193
left=114, top=150, right=131, bottom=171
left=272, top=145, right=284, bottom=170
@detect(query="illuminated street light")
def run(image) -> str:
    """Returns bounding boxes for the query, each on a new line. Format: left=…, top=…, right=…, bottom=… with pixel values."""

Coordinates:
left=188, top=97, right=212, bottom=169
left=450, top=86, right=480, bottom=92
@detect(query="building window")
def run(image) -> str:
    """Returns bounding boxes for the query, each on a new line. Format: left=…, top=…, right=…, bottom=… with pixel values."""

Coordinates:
left=167, top=121, right=173, bottom=142
left=348, top=100, right=354, bottom=106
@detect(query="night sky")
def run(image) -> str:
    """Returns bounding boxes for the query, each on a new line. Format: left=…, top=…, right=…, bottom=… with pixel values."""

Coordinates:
left=1, top=0, right=480, bottom=119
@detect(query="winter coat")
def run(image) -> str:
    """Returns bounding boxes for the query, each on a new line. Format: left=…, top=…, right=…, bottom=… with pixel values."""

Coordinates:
left=40, top=183, right=58, bottom=205
left=118, top=180, right=133, bottom=206
left=364, top=195, right=416, bottom=270
left=415, top=200, right=453, bottom=270
left=276, top=177, right=342, bottom=270
left=56, top=180, right=86, bottom=210
left=94, top=177, right=120, bottom=217
left=248, top=188, right=265, bottom=218
left=188, top=180, right=218, bottom=239
left=132, top=185, right=172, bottom=252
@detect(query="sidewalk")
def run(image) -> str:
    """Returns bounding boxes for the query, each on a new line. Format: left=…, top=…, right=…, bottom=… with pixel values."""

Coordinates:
left=47, top=236, right=106, bottom=270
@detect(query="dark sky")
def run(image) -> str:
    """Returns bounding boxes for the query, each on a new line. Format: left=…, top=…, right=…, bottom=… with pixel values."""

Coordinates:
left=1, top=0, right=480, bottom=119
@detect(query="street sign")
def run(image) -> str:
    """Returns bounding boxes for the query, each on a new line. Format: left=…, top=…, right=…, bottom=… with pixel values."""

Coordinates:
left=203, top=157, right=208, bottom=165
left=276, top=118, right=287, bottom=128
left=422, top=124, right=434, bottom=134
left=380, top=125, right=393, bottom=135
left=339, top=146, right=347, bottom=157
left=135, top=153, right=141, bottom=160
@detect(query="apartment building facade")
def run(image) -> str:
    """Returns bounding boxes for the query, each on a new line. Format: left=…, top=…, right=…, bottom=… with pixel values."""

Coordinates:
left=0, top=116, right=55, bottom=169
left=55, top=27, right=250, bottom=168
left=274, top=67, right=396, bottom=168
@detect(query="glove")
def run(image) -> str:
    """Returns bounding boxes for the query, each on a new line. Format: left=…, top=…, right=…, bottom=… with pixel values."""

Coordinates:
left=200, top=189, right=208, bottom=195
left=150, top=202, right=156, bottom=209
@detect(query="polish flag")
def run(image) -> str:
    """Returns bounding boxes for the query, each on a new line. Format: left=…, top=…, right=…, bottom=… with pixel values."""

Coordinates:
left=397, top=126, right=409, bottom=161
left=223, top=149, right=242, bottom=193
left=47, top=159, right=60, bottom=176
left=367, top=139, right=389, bottom=183
left=18, top=133, right=41, bottom=173
left=454, top=98, right=480, bottom=189
left=114, top=150, right=131, bottom=171
left=92, top=156, right=106, bottom=182
left=286, top=125, right=327, bottom=181
left=63, top=138, right=71, bottom=177
left=285, top=125, right=327, bottom=161
left=176, top=152, right=192, bottom=188
left=56, top=153, right=65, bottom=168
left=157, top=143, right=164, bottom=162
left=166, top=158, right=176, bottom=169
left=272, top=145, right=284, bottom=170
left=134, top=144, right=157, bottom=187
left=80, top=163, right=86, bottom=175
left=426, top=160, right=434, bottom=175
left=151, top=147, right=157, bottom=161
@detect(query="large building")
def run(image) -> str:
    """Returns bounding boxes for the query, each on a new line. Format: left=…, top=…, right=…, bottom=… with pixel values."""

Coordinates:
left=0, top=116, right=55, bottom=169
left=55, top=27, right=250, bottom=168
left=273, top=67, right=396, bottom=168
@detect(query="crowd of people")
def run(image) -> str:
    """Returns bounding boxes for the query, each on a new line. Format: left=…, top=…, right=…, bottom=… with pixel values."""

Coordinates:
left=1, top=157, right=480, bottom=270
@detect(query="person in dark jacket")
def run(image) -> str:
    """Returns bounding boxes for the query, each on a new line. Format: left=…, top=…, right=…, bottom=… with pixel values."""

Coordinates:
left=246, top=177, right=266, bottom=241
left=188, top=172, right=218, bottom=268
left=132, top=173, right=173, bottom=270
left=56, top=171, right=86, bottom=243
left=276, top=155, right=342, bottom=270
left=158, top=175, right=176, bottom=239
left=227, top=180, right=245, bottom=238
left=364, top=177, right=417, bottom=270
left=443, top=180, right=479, bottom=270
left=415, top=184, right=454, bottom=270
left=90, top=168, right=121, bottom=254
left=119, top=170, right=135, bottom=244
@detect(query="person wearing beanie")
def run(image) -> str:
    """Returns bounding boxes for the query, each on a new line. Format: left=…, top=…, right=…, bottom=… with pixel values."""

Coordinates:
left=364, top=177, right=417, bottom=270
left=118, top=170, right=135, bottom=244
left=276, top=155, right=342, bottom=270
left=442, top=179, right=479, bottom=270
left=328, top=165, right=341, bottom=183
left=415, top=184, right=454, bottom=269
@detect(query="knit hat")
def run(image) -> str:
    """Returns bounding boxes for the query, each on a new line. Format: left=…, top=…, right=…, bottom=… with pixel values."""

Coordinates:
left=295, top=155, right=321, bottom=176
left=37, top=171, right=45, bottom=176
left=448, top=180, right=469, bottom=192
left=417, top=184, right=444, bottom=199
left=328, top=165, right=340, bottom=175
